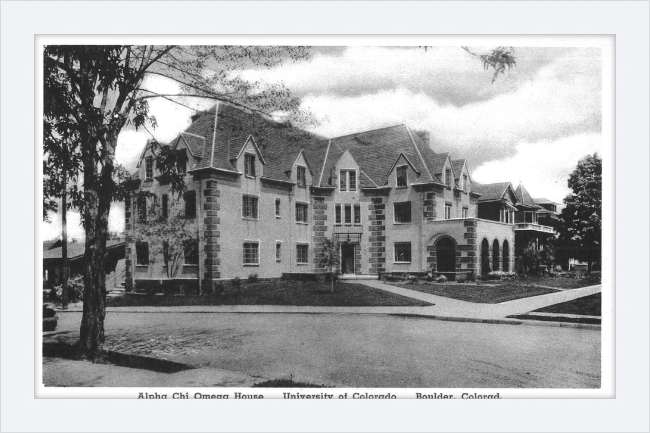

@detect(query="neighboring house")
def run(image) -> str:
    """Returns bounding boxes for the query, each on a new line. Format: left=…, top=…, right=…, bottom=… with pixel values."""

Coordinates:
left=43, top=239, right=125, bottom=288
left=124, top=103, right=515, bottom=292
left=473, top=182, right=557, bottom=259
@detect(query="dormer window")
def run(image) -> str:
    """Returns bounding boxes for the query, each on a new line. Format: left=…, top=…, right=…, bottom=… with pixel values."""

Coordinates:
left=244, top=153, right=256, bottom=177
left=444, top=168, right=452, bottom=189
left=339, top=169, right=357, bottom=192
left=396, top=165, right=408, bottom=188
left=462, top=174, right=468, bottom=192
left=145, top=156, right=153, bottom=180
left=297, top=166, right=306, bottom=188
left=176, top=149, right=187, bottom=175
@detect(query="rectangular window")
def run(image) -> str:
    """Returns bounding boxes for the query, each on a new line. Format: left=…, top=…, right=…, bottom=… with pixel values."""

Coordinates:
left=297, top=166, right=306, bottom=188
left=348, top=170, right=356, bottom=191
left=462, top=207, right=468, bottom=218
left=344, top=204, right=352, bottom=224
left=242, top=195, right=259, bottom=219
left=176, top=149, right=187, bottom=175
left=463, top=174, right=468, bottom=192
left=136, top=242, right=149, bottom=266
left=354, top=204, right=361, bottom=224
left=445, top=203, right=452, bottom=220
left=295, top=202, right=309, bottom=223
left=138, top=196, right=147, bottom=222
left=394, top=201, right=412, bottom=223
left=445, top=169, right=452, bottom=188
left=162, top=194, right=168, bottom=219
left=145, top=156, right=153, bottom=180
left=296, top=244, right=309, bottom=264
left=243, top=242, right=259, bottom=265
left=396, top=165, right=408, bottom=187
left=183, top=239, right=198, bottom=265
left=339, top=169, right=356, bottom=191
left=335, top=204, right=342, bottom=224
left=244, top=153, right=256, bottom=177
left=394, top=242, right=412, bottom=263
left=275, top=198, right=281, bottom=218
left=276, top=242, right=282, bottom=262
left=184, top=190, right=196, bottom=218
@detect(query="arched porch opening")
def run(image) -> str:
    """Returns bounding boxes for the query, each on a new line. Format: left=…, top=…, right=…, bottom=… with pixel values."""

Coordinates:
left=481, top=238, right=490, bottom=276
left=492, top=239, right=500, bottom=272
left=503, top=240, right=510, bottom=272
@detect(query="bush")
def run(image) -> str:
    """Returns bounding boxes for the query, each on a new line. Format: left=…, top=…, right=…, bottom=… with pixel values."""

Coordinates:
left=435, top=275, right=447, bottom=283
left=51, top=275, right=84, bottom=302
left=232, top=277, right=241, bottom=287
left=247, top=273, right=258, bottom=284
left=486, top=271, right=517, bottom=280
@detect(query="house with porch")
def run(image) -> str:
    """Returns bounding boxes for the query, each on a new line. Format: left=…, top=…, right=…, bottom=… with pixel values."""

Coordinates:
left=473, top=181, right=557, bottom=263
left=124, top=103, right=516, bottom=293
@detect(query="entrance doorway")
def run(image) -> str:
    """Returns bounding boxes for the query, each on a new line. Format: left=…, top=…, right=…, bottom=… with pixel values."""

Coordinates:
left=436, top=237, right=456, bottom=280
left=341, top=243, right=355, bottom=275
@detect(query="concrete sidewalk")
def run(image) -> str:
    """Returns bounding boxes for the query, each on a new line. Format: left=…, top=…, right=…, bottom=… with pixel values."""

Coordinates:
left=53, top=281, right=601, bottom=329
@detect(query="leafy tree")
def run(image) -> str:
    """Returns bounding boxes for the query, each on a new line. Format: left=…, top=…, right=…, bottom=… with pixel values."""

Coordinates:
left=133, top=196, right=198, bottom=280
left=462, top=46, right=516, bottom=82
left=43, top=45, right=312, bottom=359
left=318, top=238, right=341, bottom=294
left=557, top=154, right=602, bottom=273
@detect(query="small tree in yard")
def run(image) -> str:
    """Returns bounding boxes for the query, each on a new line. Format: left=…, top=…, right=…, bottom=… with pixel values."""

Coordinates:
left=557, top=154, right=602, bottom=274
left=319, top=238, right=340, bottom=294
left=134, top=195, right=198, bottom=282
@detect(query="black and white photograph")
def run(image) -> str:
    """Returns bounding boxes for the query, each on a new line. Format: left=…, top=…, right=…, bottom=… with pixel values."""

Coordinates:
left=38, top=38, right=610, bottom=395
left=1, top=1, right=649, bottom=432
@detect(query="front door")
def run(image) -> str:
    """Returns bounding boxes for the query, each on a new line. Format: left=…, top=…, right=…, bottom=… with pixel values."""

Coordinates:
left=341, top=243, right=355, bottom=275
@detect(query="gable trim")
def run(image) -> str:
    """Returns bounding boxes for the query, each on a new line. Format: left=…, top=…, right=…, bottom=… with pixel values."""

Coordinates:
left=405, top=126, right=433, bottom=181
left=386, top=151, right=421, bottom=177
left=318, top=140, right=332, bottom=187
left=236, top=135, right=267, bottom=165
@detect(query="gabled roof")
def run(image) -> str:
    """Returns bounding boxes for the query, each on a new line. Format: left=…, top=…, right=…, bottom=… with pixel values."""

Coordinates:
left=429, top=152, right=450, bottom=176
left=322, top=124, right=434, bottom=187
left=515, top=183, right=542, bottom=208
left=43, top=240, right=124, bottom=260
left=533, top=197, right=559, bottom=206
left=179, top=132, right=205, bottom=158
left=473, top=182, right=513, bottom=202
left=188, top=103, right=328, bottom=182
left=451, top=159, right=466, bottom=179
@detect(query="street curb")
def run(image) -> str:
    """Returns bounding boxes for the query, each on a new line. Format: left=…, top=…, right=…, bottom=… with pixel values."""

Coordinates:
left=55, top=307, right=600, bottom=330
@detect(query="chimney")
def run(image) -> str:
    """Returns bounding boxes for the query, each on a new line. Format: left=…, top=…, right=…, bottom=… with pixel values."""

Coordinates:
left=190, top=111, right=204, bottom=123
left=414, top=130, right=430, bottom=147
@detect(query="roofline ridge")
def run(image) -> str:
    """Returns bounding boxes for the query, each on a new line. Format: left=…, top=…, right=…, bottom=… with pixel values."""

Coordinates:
left=318, top=140, right=332, bottom=186
left=181, top=131, right=205, bottom=139
left=328, top=123, right=406, bottom=140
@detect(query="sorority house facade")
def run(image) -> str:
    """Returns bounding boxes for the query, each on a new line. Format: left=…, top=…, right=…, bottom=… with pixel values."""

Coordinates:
left=123, top=103, right=553, bottom=292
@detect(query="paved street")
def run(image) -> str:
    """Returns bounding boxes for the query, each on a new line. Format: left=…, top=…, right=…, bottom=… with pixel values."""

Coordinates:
left=49, top=311, right=600, bottom=388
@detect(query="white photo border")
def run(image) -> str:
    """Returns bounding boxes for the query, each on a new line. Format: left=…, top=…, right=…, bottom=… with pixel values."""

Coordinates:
left=1, top=1, right=648, bottom=432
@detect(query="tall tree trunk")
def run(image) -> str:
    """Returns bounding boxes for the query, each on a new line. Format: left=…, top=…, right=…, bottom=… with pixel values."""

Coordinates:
left=77, top=135, right=115, bottom=360
left=61, top=167, right=68, bottom=309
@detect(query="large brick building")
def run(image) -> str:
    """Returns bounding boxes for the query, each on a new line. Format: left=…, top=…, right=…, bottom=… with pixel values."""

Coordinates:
left=124, top=103, right=516, bottom=293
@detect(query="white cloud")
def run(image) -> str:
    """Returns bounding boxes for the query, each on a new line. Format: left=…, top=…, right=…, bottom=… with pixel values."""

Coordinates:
left=472, top=132, right=602, bottom=203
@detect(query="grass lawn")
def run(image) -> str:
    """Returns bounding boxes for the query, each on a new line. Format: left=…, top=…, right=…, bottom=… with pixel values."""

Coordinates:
left=491, top=276, right=600, bottom=290
left=387, top=282, right=558, bottom=304
left=107, top=280, right=432, bottom=308
left=533, top=293, right=601, bottom=316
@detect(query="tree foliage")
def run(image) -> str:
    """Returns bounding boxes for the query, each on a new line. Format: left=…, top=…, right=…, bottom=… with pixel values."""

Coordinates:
left=557, top=153, right=602, bottom=272
left=462, top=46, right=516, bottom=83
left=318, top=238, right=341, bottom=293
left=42, top=45, right=314, bottom=359
left=134, top=196, right=198, bottom=279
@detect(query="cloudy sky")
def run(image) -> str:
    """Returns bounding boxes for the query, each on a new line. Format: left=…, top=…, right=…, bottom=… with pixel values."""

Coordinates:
left=43, top=45, right=602, bottom=240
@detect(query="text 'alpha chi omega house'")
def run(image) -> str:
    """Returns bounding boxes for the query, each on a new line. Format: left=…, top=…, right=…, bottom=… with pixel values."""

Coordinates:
left=123, top=102, right=556, bottom=293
